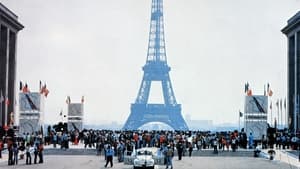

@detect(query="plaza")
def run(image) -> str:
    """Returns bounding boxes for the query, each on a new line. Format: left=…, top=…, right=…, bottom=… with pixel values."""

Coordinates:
left=0, top=155, right=298, bottom=169
left=0, top=143, right=300, bottom=169
left=0, top=1, right=300, bottom=169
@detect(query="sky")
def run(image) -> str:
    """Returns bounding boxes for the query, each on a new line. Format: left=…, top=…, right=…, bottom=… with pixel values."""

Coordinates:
left=1, top=0, right=299, bottom=127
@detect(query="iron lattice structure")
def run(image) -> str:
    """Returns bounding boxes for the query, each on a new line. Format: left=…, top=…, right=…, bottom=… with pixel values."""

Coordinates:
left=123, top=0, right=188, bottom=130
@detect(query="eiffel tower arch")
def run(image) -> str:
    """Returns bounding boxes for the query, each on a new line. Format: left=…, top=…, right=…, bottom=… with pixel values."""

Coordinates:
left=123, top=0, right=188, bottom=130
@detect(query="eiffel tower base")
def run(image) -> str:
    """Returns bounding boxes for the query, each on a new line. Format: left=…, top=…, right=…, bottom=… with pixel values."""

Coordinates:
left=123, top=104, right=189, bottom=130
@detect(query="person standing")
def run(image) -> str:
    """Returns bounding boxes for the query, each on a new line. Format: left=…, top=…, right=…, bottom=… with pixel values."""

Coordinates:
left=53, top=133, right=57, bottom=148
left=38, top=142, right=44, bottom=163
left=0, top=139, right=3, bottom=158
left=33, top=143, right=39, bottom=164
left=176, top=141, right=183, bottom=160
left=231, top=136, right=237, bottom=152
left=25, top=143, right=32, bottom=165
left=104, top=145, right=114, bottom=168
left=7, top=137, right=13, bottom=165
left=188, top=142, right=193, bottom=157
left=12, top=143, right=19, bottom=165
left=166, top=145, right=174, bottom=169
left=213, top=138, right=218, bottom=154
left=248, top=133, right=254, bottom=149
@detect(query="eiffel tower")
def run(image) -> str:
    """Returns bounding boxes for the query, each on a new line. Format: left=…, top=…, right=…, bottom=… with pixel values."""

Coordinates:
left=123, top=0, right=188, bottom=130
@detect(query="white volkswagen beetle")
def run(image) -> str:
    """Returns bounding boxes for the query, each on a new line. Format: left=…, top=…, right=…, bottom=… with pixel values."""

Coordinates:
left=124, top=147, right=164, bottom=169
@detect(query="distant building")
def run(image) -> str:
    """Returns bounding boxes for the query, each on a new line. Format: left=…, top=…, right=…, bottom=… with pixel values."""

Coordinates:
left=0, top=3, right=24, bottom=127
left=185, top=115, right=213, bottom=130
left=282, top=11, right=300, bottom=132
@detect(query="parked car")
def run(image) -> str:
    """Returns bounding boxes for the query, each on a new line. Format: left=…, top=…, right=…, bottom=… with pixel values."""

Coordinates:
left=124, top=147, right=164, bottom=169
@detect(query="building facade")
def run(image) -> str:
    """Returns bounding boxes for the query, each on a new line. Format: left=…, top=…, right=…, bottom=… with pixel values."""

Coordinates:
left=0, top=3, right=24, bottom=127
left=244, top=95, right=268, bottom=140
left=67, top=103, right=83, bottom=131
left=19, top=92, right=45, bottom=134
left=282, top=11, right=300, bottom=132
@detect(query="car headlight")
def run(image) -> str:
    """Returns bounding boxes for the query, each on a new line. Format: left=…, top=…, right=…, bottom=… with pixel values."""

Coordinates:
left=147, top=159, right=154, bottom=165
left=134, top=159, right=143, bottom=165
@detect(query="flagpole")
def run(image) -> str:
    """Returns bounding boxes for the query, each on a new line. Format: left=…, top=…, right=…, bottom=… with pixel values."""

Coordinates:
left=4, top=97, right=7, bottom=127
left=281, top=99, right=283, bottom=130
left=294, top=95, right=297, bottom=134
left=270, top=102, right=273, bottom=127
left=239, top=111, right=240, bottom=132
left=285, top=98, right=287, bottom=128
left=277, top=100, right=279, bottom=130
left=0, top=100, right=2, bottom=126
left=0, top=90, right=3, bottom=126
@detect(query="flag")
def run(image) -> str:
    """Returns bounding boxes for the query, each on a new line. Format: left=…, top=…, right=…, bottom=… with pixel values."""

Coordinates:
left=39, top=80, right=42, bottom=91
left=40, top=85, right=45, bottom=94
left=239, top=111, right=243, bottom=117
left=19, top=81, right=23, bottom=91
left=44, top=88, right=49, bottom=97
left=22, top=83, right=30, bottom=93
left=5, top=98, right=10, bottom=105
left=9, top=112, right=14, bottom=126
left=270, top=101, right=272, bottom=110
left=267, top=83, right=270, bottom=92
left=247, top=89, right=252, bottom=96
left=81, top=96, right=84, bottom=103
left=245, top=82, right=249, bottom=93
left=40, top=84, right=49, bottom=97
left=0, top=90, right=4, bottom=103
left=66, top=96, right=71, bottom=104
left=268, top=89, right=273, bottom=97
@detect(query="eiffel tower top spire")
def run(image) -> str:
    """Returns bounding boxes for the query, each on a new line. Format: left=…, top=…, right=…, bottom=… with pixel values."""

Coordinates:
left=146, top=0, right=167, bottom=64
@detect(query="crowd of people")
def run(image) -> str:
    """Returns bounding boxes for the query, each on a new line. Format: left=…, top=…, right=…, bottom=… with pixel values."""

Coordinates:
left=0, top=131, right=44, bottom=166
left=43, top=129, right=300, bottom=158
left=1, top=128, right=300, bottom=167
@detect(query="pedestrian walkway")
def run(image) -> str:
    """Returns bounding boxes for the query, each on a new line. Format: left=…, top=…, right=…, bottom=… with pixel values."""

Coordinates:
left=0, top=155, right=297, bottom=169
left=261, top=149, right=300, bottom=168
left=0, top=150, right=8, bottom=164
left=44, top=142, right=87, bottom=149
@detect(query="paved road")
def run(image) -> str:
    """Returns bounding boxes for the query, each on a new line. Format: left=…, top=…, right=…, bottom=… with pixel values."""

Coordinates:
left=0, top=155, right=297, bottom=169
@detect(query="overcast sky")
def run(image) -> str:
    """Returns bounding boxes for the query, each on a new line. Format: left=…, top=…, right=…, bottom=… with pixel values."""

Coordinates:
left=1, top=0, right=300, bottom=126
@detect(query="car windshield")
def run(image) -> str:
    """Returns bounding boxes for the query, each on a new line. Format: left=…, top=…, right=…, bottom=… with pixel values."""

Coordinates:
left=137, top=150, right=152, bottom=155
